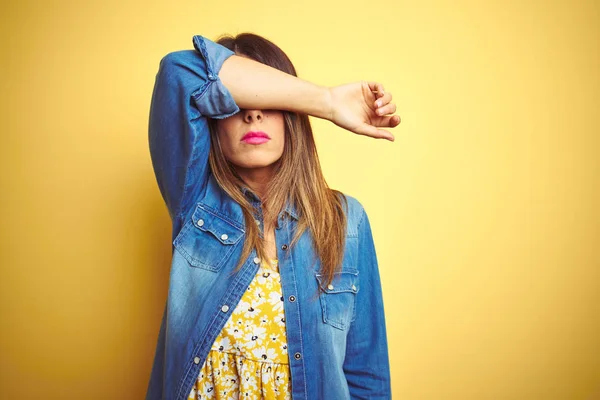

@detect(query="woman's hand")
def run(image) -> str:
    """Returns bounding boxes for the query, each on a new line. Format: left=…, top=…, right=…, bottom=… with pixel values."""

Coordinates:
left=327, top=81, right=400, bottom=141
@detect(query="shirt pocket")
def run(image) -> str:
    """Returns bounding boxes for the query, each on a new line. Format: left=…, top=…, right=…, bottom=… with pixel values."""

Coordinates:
left=173, top=203, right=244, bottom=272
left=315, top=269, right=360, bottom=330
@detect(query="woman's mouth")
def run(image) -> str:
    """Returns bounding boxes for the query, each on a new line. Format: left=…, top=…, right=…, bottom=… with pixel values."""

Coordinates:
left=241, top=131, right=271, bottom=144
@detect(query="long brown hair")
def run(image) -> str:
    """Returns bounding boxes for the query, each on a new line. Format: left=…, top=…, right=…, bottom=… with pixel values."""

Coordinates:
left=207, top=32, right=348, bottom=289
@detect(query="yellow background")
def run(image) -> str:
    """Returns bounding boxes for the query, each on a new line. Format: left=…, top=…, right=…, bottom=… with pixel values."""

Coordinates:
left=1, top=0, right=598, bottom=398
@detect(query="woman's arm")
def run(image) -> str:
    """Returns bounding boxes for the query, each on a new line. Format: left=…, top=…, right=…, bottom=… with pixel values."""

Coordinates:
left=219, top=54, right=400, bottom=141
left=148, top=36, right=240, bottom=239
left=149, top=34, right=400, bottom=242
left=219, top=54, right=332, bottom=120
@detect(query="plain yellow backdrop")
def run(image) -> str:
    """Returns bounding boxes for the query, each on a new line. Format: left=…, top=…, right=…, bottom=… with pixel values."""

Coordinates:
left=1, top=0, right=598, bottom=398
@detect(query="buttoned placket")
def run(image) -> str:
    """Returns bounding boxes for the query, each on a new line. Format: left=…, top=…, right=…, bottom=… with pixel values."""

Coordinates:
left=182, top=198, right=307, bottom=399
left=242, top=197, right=307, bottom=396
left=275, top=210, right=307, bottom=399
left=212, top=194, right=266, bottom=353
left=181, top=200, right=265, bottom=399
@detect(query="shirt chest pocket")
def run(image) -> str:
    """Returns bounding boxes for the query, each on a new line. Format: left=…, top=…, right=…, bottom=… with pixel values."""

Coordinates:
left=173, top=204, right=245, bottom=272
left=315, top=269, right=360, bottom=331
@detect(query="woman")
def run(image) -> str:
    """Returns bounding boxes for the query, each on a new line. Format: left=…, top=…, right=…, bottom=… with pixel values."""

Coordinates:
left=146, top=32, right=400, bottom=400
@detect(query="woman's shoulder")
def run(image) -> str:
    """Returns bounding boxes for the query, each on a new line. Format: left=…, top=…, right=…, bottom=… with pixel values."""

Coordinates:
left=335, top=191, right=366, bottom=238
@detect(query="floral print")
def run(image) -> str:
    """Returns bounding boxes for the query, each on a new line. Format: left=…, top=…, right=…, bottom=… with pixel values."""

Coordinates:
left=188, top=258, right=292, bottom=399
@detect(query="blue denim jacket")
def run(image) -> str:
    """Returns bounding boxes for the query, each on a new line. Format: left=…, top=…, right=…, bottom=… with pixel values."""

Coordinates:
left=146, top=34, right=391, bottom=400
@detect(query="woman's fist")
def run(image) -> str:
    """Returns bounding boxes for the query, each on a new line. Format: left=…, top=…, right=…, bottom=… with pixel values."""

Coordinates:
left=327, top=81, right=400, bottom=141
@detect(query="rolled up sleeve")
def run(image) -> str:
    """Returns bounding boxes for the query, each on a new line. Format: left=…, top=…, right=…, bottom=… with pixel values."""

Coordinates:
left=148, top=35, right=240, bottom=239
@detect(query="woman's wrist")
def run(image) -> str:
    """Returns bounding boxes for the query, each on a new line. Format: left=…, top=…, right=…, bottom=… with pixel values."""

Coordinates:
left=290, top=83, right=333, bottom=121
left=313, top=86, right=333, bottom=121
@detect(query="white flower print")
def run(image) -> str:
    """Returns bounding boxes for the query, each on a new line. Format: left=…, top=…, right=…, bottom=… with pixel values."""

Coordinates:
left=199, top=380, right=215, bottom=399
left=259, top=314, right=270, bottom=326
left=264, top=347, right=278, bottom=361
left=241, top=369, right=259, bottom=392
left=242, top=331, right=261, bottom=349
left=234, top=343, right=243, bottom=355
left=256, top=270, right=270, bottom=285
left=265, top=278, right=275, bottom=291
left=235, top=299, right=251, bottom=312
left=189, top=258, right=291, bottom=399
left=262, top=365, right=273, bottom=385
left=243, top=303, right=261, bottom=319
left=223, top=372, right=239, bottom=393
left=252, top=325, right=267, bottom=343
left=275, top=310, right=286, bottom=328
left=253, top=288, right=267, bottom=306
left=268, top=291, right=284, bottom=312
left=212, top=336, right=232, bottom=352
left=251, top=346, right=277, bottom=362
left=230, top=326, right=243, bottom=340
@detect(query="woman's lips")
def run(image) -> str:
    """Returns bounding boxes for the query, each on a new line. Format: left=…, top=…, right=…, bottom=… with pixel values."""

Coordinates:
left=241, top=131, right=270, bottom=144
left=241, top=137, right=270, bottom=144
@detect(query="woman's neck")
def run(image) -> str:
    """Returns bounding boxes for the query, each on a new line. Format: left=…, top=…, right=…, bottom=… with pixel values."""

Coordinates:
left=236, top=165, right=276, bottom=200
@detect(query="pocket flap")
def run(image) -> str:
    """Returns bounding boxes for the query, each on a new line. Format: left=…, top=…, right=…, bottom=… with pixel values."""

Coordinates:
left=315, top=270, right=359, bottom=294
left=191, top=205, right=244, bottom=245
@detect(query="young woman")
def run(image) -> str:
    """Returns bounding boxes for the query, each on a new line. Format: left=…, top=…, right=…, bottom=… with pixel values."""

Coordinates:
left=146, top=32, right=400, bottom=400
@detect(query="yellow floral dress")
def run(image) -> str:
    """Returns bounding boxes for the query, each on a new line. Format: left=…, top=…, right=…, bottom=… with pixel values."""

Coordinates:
left=187, top=258, right=292, bottom=399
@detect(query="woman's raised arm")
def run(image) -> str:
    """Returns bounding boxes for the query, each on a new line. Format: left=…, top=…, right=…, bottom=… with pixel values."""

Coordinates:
left=148, top=34, right=400, bottom=244
left=148, top=35, right=240, bottom=240
left=219, top=52, right=400, bottom=141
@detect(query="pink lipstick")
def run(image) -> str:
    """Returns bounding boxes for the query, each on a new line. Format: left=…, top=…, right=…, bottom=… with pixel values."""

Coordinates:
left=241, top=131, right=270, bottom=144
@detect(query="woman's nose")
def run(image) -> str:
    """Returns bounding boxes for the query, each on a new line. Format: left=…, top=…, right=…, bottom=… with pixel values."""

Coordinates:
left=244, top=109, right=263, bottom=123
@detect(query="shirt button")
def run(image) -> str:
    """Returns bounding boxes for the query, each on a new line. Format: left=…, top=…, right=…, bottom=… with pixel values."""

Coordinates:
left=294, top=352, right=302, bottom=360
left=193, top=356, right=200, bottom=364
left=221, top=233, right=228, bottom=241
left=253, top=257, right=261, bottom=264
left=327, top=284, right=334, bottom=290
left=289, top=295, right=296, bottom=302
left=255, top=219, right=261, bottom=225
left=281, top=244, right=288, bottom=250
left=221, top=305, right=229, bottom=312
left=352, top=285, right=357, bottom=291
left=197, top=219, right=204, bottom=227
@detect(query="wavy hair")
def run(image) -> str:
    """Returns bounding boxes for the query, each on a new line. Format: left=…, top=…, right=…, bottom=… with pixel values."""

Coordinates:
left=207, top=32, right=348, bottom=289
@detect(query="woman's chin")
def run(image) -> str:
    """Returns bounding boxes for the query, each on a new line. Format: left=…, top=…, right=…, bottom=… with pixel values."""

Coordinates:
left=232, top=157, right=280, bottom=170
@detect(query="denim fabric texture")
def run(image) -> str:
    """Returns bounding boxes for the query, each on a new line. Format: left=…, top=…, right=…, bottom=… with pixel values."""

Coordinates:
left=146, top=34, right=391, bottom=400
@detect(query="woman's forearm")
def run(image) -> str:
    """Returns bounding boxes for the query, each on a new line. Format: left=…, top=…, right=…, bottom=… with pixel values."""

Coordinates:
left=218, top=54, right=333, bottom=120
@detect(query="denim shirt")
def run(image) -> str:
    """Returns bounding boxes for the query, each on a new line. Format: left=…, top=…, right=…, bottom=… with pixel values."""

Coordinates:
left=146, top=34, right=391, bottom=400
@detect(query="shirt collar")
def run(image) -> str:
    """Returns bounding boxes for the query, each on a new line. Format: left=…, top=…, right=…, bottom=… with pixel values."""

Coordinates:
left=200, top=173, right=298, bottom=229
left=241, top=185, right=299, bottom=221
